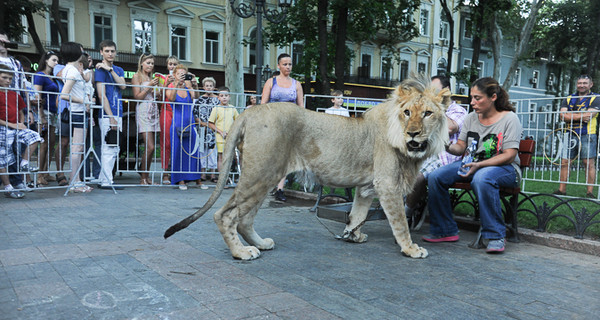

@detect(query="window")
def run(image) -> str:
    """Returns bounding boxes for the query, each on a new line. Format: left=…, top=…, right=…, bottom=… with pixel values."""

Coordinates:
left=464, top=19, right=472, bottom=39
left=529, top=103, right=537, bottom=122
left=171, top=26, right=187, bottom=60
left=463, top=58, right=483, bottom=78
left=360, top=54, right=371, bottom=77
left=94, top=15, right=112, bottom=49
left=205, top=31, right=220, bottom=64
left=381, top=57, right=392, bottom=81
left=418, top=62, right=427, bottom=74
left=545, top=104, right=553, bottom=124
left=134, top=19, right=153, bottom=54
left=439, top=14, right=449, bottom=40
left=420, top=9, right=429, bottom=36
left=514, top=68, right=521, bottom=86
left=532, top=70, right=539, bottom=89
left=437, top=58, right=447, bottom=75
left=50, top=9, right=69, bottom=46
left=292, top=43, right=303, bottom=66
left=399, top=60, right=409, bottom=82
left=248, top=29, right=257, bottom=66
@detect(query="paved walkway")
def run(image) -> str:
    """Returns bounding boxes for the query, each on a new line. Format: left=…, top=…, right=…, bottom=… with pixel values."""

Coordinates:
left=1, top=175, right=599, bottom=319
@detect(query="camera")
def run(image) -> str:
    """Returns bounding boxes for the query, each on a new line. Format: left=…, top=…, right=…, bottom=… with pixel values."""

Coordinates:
left=184, top=74, right=194, bottom=81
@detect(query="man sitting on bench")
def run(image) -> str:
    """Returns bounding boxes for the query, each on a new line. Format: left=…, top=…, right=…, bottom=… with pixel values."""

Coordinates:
left=422, top=77, right=523, bottom=254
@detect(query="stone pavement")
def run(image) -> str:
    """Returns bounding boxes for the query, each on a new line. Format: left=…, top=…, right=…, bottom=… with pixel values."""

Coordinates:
left=1, top=175, right=599, bottom=319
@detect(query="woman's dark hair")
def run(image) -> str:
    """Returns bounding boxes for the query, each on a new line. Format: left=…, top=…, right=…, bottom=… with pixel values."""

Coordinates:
left=277, top=53, right=291, bottom=63
left=472, top=77, right=514, bottom=112
left=38, top=50, right=58, bottom=72
left=60, top=41, right=83, bottom=63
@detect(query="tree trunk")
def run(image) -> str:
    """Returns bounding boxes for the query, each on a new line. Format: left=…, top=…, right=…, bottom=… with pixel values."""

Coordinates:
left=490, top=12, right=502, bottom=80
left=25, top=11, right=44, bottom=55
left=51, top=0, right=67, bottom=43
left=502, top=0, right=545, bottom=91
left=469, top=2, right=486, bottom=85
left=225, top=1, right=244, bottom=97
left=317, top=0, right=329, bottom=95
left=334, top=4, right=348, bottom=90
left=440, top=0, right=454, bottom=73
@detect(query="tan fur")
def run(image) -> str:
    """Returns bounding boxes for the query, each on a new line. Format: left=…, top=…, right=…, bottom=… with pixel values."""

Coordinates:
left=164, top=74, right=451, bottom=260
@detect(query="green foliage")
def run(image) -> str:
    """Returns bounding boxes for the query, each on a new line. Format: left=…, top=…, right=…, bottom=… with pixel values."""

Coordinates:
left=0, top=0, right=46, bottom=38
left=263, top=0, right=421, bottom=91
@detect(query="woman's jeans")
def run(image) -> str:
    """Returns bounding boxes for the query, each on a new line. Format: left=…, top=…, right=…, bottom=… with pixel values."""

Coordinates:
left=427, top=160, right=518, bottom=240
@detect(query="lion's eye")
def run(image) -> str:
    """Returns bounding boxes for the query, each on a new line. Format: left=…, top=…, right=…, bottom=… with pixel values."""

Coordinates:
left=424, top=111, right=433, bottom=117
left=404, top=110, right=410, bottom=116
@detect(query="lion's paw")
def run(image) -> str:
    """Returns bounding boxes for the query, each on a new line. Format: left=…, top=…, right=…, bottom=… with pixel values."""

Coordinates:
left=256, top=238, right=275, bottom=250
left=401, top=243, right=428, bottom=259
left=233, top=246, right=261, bottom=260
left=341, top=230, right=368, bottom=243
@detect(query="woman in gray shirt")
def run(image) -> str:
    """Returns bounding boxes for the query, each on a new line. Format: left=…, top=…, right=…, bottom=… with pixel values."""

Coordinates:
left=422, top=77, right=523, bottom=254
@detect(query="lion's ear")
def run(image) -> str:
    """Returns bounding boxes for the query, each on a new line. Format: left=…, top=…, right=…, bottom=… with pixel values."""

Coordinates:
left=438, top=87, right=452, bottom=108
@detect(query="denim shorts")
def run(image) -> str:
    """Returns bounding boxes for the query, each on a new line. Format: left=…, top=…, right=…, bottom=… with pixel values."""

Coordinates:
left=561, top=133, right=597, bottom=159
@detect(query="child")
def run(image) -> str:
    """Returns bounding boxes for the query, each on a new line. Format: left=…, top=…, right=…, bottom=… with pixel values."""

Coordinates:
left=0, top=64, right=42, bottom=198
left=325, top=90, right=350, bottom=117
left=208, top=86, right=239, bottom=179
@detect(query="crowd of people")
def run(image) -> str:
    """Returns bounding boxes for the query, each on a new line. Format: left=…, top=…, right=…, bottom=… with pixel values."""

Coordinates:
left=1, top=33, right=311, bottom=198
left=1, top=31, right=534, bottom=253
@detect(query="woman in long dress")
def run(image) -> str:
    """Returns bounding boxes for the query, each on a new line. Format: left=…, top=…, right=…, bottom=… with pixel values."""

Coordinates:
left=165, top=64, right=202, bottom=190
left=132, top=53, right=160, bottom=185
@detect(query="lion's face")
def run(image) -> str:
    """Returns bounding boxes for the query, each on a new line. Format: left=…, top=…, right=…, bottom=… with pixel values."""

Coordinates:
left=387, top=83, right=451, bottom=159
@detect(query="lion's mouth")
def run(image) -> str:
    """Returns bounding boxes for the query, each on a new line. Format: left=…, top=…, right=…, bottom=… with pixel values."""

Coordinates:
left=407, top=140, right=427, bottom=152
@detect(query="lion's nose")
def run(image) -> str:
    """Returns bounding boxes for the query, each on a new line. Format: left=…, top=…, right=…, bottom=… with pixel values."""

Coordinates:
left=408, top=131, right=420, bottom=138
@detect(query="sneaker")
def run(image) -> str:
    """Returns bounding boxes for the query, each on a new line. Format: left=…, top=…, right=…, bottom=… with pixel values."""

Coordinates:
left=274, top=189, right=286, bottom=202
left=20, top=163, right=38, bottom=172
left=422, top=234, right=459, bottom=243
left=552, top=189, right=566, bottom=196
left=4, top=187, right=24, bottom=199
left=15, top=182, right=33, bottom=192
left=178, top=184, right=188, bottom=191
left=485, top=239, right=505, bottom=253
left=200, top=184, right=209, bottom=190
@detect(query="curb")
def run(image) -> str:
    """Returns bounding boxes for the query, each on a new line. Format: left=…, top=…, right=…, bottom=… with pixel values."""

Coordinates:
left=285, top=189, right=600, bottom=257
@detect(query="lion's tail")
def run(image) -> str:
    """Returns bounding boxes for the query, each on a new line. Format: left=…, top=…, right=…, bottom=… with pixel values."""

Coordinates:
left=163, top=114, right=245, bottom=239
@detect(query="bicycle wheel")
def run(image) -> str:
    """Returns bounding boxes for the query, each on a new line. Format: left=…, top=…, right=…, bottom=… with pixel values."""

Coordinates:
left=542, top=128, right=580, bottom=165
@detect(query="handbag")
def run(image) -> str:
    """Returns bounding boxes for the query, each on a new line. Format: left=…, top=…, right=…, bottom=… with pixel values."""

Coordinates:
left=60, top=109, right=70, bottom=123
left=105, top=129, right=118, bottom=145
left=176, top=127, right=191, bottom=138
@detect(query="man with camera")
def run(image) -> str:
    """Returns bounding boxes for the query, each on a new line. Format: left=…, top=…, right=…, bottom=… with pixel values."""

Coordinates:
left=95, top=40, right=126, bottom=189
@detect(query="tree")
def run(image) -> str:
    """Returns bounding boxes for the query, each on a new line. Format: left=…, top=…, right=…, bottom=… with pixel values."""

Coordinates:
left=0, top=0, right=46, bottom=54
left=265, top=0, right=420, bottom=96
left=499, top=0, right=546, bottom=91
left=225, top=1, right=244, bottom=95
left=533, top=0, right=600, bottom=94
left=439, top=0, right=455, bottom=74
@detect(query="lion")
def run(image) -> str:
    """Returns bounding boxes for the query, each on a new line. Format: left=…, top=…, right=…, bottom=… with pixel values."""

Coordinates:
left=164, top=74, right=451, bottom=260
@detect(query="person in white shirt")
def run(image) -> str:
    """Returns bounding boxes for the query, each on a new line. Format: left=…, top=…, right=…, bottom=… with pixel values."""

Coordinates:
left=325, top=90, right=350, bottom=117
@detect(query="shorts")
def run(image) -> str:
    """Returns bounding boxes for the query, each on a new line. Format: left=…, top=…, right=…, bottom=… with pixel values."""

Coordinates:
left=419, top=157, right=443, bottom=179
left=0, top=126, right=42, bottom=168
left=56, top=112, right=86, bottom=136
left=216, top=141, right=225, bottom=153
left=561, top=133, right=597, bottom=160
left=0, top=127, right=16, bottom=168
left=41, top=109, right=58, bottom=128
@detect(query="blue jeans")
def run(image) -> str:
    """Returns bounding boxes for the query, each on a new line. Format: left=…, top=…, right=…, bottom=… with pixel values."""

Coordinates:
left=427, top=160, right=518, bottom=240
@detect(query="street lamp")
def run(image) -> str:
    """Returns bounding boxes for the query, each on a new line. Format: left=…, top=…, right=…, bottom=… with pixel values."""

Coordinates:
left=229, top=0, right=292, bottom=95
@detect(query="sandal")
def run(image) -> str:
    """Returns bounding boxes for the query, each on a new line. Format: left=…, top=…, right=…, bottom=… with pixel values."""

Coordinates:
left=56, top=175, right=69, bottom=186
left=37, top=176, right=49, bottom=186
left=141, top=179, right=158, bottom=186
left=45, top=174, right=57, bottom=182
